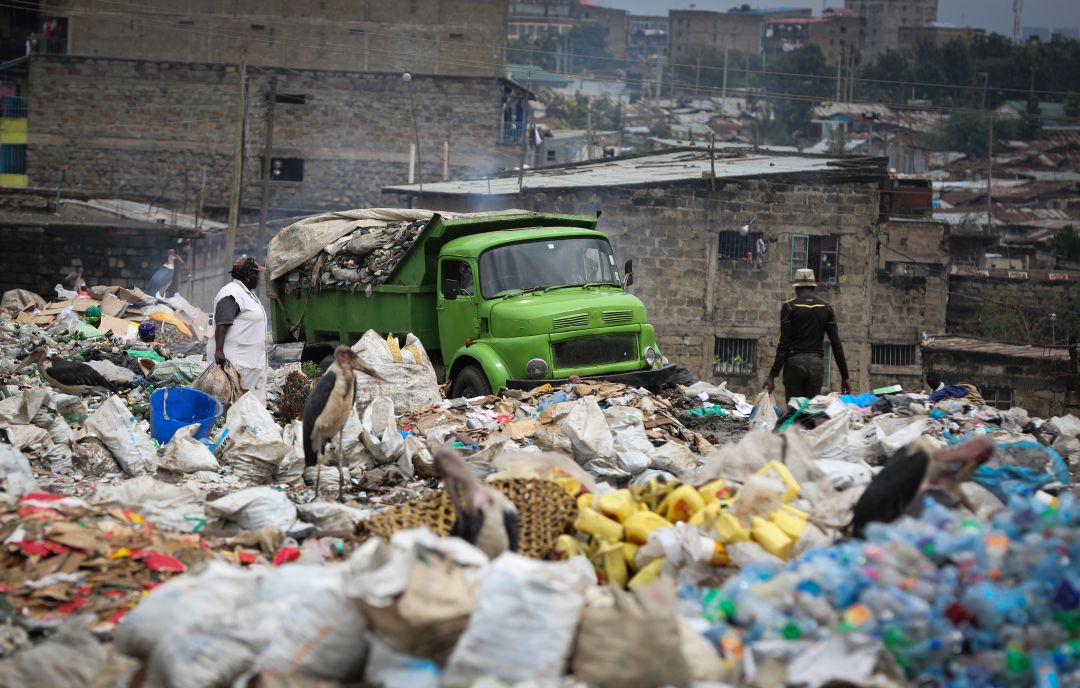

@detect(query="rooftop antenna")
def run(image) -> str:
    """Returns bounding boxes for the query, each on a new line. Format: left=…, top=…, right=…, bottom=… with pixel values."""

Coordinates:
left=1013, top=0, right=1023, bottom=43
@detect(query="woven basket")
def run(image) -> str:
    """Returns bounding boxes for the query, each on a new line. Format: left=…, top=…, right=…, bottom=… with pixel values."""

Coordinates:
left=357, top=478, right=578, bottom=559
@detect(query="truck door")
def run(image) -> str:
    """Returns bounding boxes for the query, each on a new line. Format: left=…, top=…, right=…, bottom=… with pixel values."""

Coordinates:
left=437, top=258, right=479, bottom=358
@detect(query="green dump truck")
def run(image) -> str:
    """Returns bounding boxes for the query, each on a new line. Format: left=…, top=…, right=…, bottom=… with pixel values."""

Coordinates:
left=268, top=210, right=682, bottom=397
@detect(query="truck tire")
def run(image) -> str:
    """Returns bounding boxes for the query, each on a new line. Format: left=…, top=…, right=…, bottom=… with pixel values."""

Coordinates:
left=450, top=365, right=491, bottom=399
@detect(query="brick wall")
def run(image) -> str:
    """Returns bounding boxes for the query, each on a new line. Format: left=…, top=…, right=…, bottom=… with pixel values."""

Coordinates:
left=392, top=172, right=952, bottom=398
left=28, top=56, right=517, bottom=215
left=48, top=0, right=507, bottom=77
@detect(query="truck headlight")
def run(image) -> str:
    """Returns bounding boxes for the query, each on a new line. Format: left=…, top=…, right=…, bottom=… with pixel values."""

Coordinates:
left=643, top=346, right=658, bottom=367
left=526, top=358, right=549, bottom=379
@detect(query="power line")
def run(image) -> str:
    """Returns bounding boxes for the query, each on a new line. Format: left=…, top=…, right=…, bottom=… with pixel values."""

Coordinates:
left=15, top=0, right=1080, bottom=100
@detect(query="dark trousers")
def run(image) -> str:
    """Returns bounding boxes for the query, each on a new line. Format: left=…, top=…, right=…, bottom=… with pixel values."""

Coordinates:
left=782, top=353, right=823, bottom=402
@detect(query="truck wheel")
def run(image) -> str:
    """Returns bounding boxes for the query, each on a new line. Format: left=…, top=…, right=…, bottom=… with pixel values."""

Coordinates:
left=450, top=365, right=491, bottom=399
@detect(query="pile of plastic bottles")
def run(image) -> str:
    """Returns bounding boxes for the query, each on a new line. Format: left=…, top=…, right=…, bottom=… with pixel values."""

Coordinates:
left=679, top=492, right=1080, bottom=686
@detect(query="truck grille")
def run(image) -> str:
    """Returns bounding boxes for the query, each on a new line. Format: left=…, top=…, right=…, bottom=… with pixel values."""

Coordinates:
left=553, top=313, right=590, bottom=330
left=602, top=310, right=634, bottom=325
left=552, top=334, right=637, bottom=369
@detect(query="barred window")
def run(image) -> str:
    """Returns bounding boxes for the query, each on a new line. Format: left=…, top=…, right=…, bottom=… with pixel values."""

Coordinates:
left=790, top=234, right=840, bottom=284
left=983, top=388, right=1014, bottom=410
left=714, top=337, right=755, bottom=375
left=871, top=344, right=916, bottom=366
left=718, top=230, right=764, bottom=262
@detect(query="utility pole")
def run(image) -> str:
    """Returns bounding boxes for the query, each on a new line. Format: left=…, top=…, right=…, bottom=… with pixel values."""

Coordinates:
left=722, top=47, right=729, bottom=100
left=835, top=46, right=843, bottom=102
left=258, top=76, right=277, bottom=253
left=586, top=101, right=594, bottom=159
left=694, top=55, right=701, bottom=97
left=225, top=47, right=247, bottom=268
left=517, top=73, right=532, bottom=192
left=986, top=113, right=994, bottom=231
left=404, top=72, right=423, bottom=197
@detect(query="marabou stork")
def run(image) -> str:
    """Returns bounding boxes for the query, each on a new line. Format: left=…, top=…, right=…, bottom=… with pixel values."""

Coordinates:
left=434, top=445, right=519, bottom=559
left=851, top=435, right=994, bottom=538
left=146, top=249, right=184, bottom=299
left=13, top=347, right=114, bottom=396
left=303, top=345, right=386, bottom=501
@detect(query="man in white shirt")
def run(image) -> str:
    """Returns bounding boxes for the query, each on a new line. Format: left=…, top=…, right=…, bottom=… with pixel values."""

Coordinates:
left=206, top=256, right=269, bottom=402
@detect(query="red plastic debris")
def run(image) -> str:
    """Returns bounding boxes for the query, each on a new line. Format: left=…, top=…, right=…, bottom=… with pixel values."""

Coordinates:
left=106, top=609, right=126, bottom=625
left=20, top=492, right=64, bottom=502
left=126, top=549, right=186, bottom=573
left=272, top=546, right=301, bottom=566
left=19, top=540, right=71, bottom=557
left=56, top=597, right=88, bottom=614
left=0, top=585, right=11, bottom=593
left=17, top=506, right=58, bottom=518
left=237, top=550, right=258, bottom=565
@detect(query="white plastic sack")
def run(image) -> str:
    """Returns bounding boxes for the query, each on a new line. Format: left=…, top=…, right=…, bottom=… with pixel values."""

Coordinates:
left=160, top=424, right=219, bottom=474
left=352, top=331, right=442, bottom=414
left=83, top=395, right=156, bottom=476
left=443, top=553, right=596, bottom=685
left=749, top=391, right=779, bottom=432
left=361, top=396, right=404, bottom=466
left=275, top=419, right=307, bottom=485
left=648, top=441, right=699, bottom=482
left=683, top=380, right=742, bottom=407
left=91, top=476, right=207, bottom=533
left=223, top=392, right=289, bottom=483
left=816, top=458, right=874, bottom=491
left=1049, top=414, right=1080, bottom=439
left=605, top=405, right=653, bottom=476
left=873, top=416, right=928, bottom=457
left=204, top=486, right=299, bottom=533
left=561, top=397, right=623, bottom=479
left=364, top=637, right=441, bottom=688
left=0, top=444, right=37, bottom=496
left=0, top=389, right=48, bottom=425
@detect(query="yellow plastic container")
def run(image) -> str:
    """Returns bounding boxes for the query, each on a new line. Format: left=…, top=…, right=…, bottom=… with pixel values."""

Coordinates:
left=770, top=504, right=809, bottom=540
left=554, top=534, right=582, bottom=560
left=622, top=542, right=639, bottom=569
left=689, top=500, right=721, bottom=528
left=755, top=460, right=801, bottom=502
left=628, top=557, right=666, bottom=590
left=552, top=475, right=582, bottom=498
left=577, top=493, right=594, bottom=511
left=751, top=516, right=794, bottom=559
left=623, top=511, right=674, bottom=544
left=574, top=507, right=625, bottom=542
left=598, top=489, right=636, bottom=523
left=714, top=511, right=751, bottom=543
left=658, top=484, right=706, bottom=522
left=697, top=479, right=727, bottom=505
left=594, top=539, right=629, bottom=587
left=709, top=541, right=729, bottom=567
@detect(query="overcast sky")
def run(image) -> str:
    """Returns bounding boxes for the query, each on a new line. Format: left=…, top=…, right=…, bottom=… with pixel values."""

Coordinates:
left=599, top=0, right=1080, bottom=37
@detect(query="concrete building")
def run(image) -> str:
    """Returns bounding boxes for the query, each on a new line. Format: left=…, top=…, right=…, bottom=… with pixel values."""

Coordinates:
left=897, top=24, right=985, bottom=60
left=922, top=335, right=1078, bottom=418
left=21, top=0, right=525, bottom=220
left=846, top=0, right=938, bottom=59
left=578, top=4, right=630, bottom=60
left=628, top=15, right=669, bottom=61
left=763, top=9, right=865, bottom=67
left=384, top=148, right=947, bottom=395
left=508, top=0, right=629, bottom=60
left=670, top=7, right=812, bottom=64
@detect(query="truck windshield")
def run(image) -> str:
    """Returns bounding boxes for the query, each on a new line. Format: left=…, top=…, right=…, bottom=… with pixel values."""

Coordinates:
left=479, top=237, right=620, bottom=298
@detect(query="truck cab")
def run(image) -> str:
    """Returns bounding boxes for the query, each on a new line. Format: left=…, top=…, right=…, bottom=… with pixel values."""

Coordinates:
left=270, top=211, right=679, bottom=396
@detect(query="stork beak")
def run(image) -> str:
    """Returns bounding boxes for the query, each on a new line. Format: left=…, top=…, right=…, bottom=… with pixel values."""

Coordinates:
left=174, top=253, right=185, bottom=265
left=12, top=354, right=31, bottom=373
left=350, top=355, right=387, bottom=382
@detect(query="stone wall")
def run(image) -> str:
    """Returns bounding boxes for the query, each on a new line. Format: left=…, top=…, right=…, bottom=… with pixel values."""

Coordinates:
left=947, top=273, right=1078, bottom=335
left=46, top=0, right=507, bottom=77
left=28, top=56, right=517, bottom=216
left=393, top=171, right=946, bottom=398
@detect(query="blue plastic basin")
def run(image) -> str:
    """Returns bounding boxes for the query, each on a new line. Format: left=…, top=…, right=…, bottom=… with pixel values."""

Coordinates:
left=149, top=386, right=222, bottom=444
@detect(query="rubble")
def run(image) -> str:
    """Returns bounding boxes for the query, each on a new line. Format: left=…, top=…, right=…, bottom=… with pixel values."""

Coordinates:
left=0, top=293, right=1077, bottom=686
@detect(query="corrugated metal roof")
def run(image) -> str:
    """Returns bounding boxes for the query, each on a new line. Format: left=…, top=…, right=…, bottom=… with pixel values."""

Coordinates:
left=385, top=150, right=868, bottom=196
left=922, top=335, right=1070, bottom=361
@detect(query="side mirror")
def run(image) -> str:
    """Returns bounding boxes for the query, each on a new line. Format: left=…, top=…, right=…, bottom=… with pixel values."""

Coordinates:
left=442, top=277, right=459, bottom=301
left=623, top=259, right=634, bottom=287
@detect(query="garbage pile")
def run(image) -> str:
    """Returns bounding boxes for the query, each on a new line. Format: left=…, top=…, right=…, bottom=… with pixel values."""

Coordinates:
left=0, top=295, right=1078, bottom=685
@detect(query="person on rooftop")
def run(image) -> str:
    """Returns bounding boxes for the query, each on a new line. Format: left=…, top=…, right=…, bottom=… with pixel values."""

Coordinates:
left=764, top=268, right=851, bottom=402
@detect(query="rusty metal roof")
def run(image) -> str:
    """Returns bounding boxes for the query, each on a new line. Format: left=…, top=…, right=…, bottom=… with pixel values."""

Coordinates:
left=922, top=335, right=1071, bottom=361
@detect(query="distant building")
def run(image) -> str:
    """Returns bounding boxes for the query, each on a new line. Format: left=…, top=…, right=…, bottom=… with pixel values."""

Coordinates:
left=578, top=4, right=630, bottom=60
left=1056, top=28, right=1080, bottom=40
left=628, top=15, right=669, bottom=61
left=669, top=6, right=812, bottom=63
left=763, top=8, right=865, bottom=67
left=846, top=0, right=938, bottom=59
left=1023, top=26, right=1051, bottom=42
left=508, top=0, right=629, bottom=61
left=897, top=23, right=986, bottom=59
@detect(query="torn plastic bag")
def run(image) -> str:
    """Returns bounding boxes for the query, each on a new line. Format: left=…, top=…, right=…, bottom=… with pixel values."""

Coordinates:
left=748, top=391, right=780, bottom=432
left=1048, top=414, right=1080, bottom=439
left=873, top=415, right=928, bottom=457
left=92, top=476, right=208, bottom=533
left=364, top=637, right=441, bottom=688
left=160, top=423, right=219, bottom=474
left=275, top=419, right=307, bottom=485
left=191, top=359, right=243, bottom=406
left=83, top=395, right=156, bottom=476
left=361, top=396, right=404, bottom=466
left=205, top=486, right=299, bottom=533
left=605, top=405, right=653, bottom=476
left=0, top=624, right=136, bottom=688
left=0, top=388, right=48, bottom=425
left=1, top=288, right=46, bottom=312
left=0, top=444, right=37, bottom=496
left=649, top=441, right=699, bottom=482
left=561, top=397, right=624, bottom=479
left=149, top=356, right=205, bottom=386
left=572, top=581, right=691, bottom=688
left=296, top=501, right=373, bottom=531
left=816, top=458, right=874, bottom=491
left=443, top=553, right=595, bottom=685
left=85, top=359, right=136, bottom=384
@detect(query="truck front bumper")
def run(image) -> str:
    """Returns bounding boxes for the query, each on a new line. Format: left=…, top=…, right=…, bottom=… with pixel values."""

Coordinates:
left=504, top=364, right=686, bottom=393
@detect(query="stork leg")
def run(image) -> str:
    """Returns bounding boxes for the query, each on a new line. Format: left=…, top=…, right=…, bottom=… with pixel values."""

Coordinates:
left=336, top=429, right=346, bottom=502
left=313, top=451, right=322, bottom=501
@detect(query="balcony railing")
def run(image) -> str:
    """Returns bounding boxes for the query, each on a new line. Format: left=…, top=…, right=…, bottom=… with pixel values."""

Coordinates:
left=500, top=120, right=525, bottom=144
left=1, top=96, right=27, bottom=118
